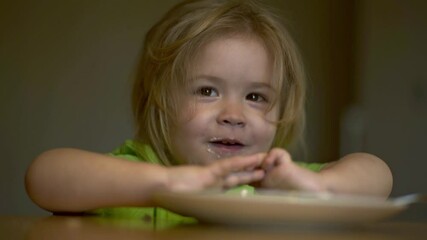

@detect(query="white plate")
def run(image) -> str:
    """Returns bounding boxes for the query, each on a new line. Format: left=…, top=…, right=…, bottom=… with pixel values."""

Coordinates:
left=154, top=190, right=408, bottom=225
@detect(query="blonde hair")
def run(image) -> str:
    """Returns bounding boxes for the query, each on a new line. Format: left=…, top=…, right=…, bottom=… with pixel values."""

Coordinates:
left=132, top=0, right=306, bottom=165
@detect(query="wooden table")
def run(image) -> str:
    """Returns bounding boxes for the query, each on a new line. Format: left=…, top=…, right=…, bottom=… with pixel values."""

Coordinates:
left=1, top=215, right=426, bottom=240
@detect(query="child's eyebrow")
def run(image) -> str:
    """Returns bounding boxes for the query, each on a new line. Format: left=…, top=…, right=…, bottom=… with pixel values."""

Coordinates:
left=194, top=74, right=275, bottom=90
left=193, top=74, right=223, bottom=82
left=250, top=82, right=275, bottom=91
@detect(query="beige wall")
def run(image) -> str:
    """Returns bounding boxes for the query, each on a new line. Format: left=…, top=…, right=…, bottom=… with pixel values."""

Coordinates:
left=1, top=0, right=425, bottom=216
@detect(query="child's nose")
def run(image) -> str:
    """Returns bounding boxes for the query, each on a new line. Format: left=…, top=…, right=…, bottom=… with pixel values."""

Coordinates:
left=217, top=101, right=246, bottom=127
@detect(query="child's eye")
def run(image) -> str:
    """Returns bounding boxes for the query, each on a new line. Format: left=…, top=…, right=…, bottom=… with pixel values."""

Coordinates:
left=246, top=93, right=267, bottom=103
left=195, top=87, right=219, bottom=97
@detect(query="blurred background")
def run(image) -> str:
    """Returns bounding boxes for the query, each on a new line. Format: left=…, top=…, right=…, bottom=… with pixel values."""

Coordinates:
left=1, top=0, right=426, bottom=216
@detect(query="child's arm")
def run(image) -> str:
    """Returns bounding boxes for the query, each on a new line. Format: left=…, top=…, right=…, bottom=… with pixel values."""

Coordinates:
left=260, top=148, right=393, bottom=197
left=25, top=149, right=265, bottom=213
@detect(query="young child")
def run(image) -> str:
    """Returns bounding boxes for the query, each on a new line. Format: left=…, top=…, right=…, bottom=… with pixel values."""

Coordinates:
left=25, top=0, right=392, bottom=220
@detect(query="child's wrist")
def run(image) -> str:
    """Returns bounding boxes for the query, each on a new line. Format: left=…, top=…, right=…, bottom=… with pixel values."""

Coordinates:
left=317, top=167, right=335, bottom=193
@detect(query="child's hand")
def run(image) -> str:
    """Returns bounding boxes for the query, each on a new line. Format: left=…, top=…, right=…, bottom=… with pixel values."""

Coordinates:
left=166, top=153, right=266, bottom=192
left=259, top=148, right=326, bottom=192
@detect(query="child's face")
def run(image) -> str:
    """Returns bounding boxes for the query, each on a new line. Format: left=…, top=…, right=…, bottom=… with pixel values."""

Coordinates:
left=170, top=36, right=279, bottom=165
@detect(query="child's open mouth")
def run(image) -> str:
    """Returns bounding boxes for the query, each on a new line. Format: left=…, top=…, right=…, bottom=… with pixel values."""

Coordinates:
left=208, top=138, right=245, bottom=151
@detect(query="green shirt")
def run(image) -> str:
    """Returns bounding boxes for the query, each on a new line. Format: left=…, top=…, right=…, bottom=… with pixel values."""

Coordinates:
left=90, top=140, right=325, bottom=225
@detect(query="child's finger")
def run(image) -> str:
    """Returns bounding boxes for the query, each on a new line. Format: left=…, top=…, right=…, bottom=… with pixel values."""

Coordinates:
left=261, top=150, right=278, bottom=171
left=262, top=148, right=292, bottom=171
left=261, top=155, right=275, bottom=172
left=223, top=169, right=265, bottom=188
left=213, top=153, right=265, bottom=175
